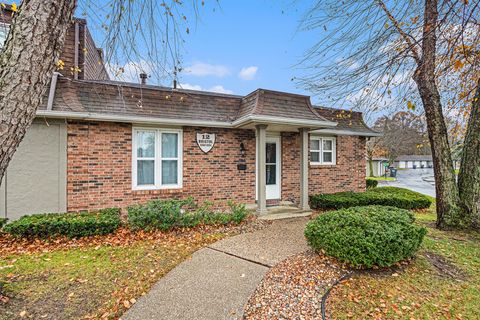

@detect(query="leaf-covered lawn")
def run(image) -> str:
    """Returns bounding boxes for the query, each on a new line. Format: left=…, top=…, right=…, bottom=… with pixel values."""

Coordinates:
left=328, top=204, right=480, bottom=319
left=0, top=224, right=256, bottom=320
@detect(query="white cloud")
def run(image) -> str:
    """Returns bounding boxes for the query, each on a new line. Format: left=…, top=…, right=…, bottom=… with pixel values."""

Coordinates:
left=209, top=85, right=233, bottom=94
left=106, top=60, right=154, bottom=83
left=183, top=62, right=231, bottom=77
left=238, top=66, right=258, bottom=80
left=178, top=83, right=203, bottom=91
left=178, top=83, right=233, bottom=94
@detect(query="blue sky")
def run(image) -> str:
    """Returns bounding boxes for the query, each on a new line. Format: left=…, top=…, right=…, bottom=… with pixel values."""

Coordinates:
left=173, top=1, right=314, bottom=96
left=86, top=1, right=318, bottom=98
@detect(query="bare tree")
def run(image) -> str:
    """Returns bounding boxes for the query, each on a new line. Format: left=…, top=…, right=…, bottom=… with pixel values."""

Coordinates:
left=0, top=0, right=201, bottom=184
left=297, top=0, right=480, bottom=229
left=372, top=111, right=430, bottom=166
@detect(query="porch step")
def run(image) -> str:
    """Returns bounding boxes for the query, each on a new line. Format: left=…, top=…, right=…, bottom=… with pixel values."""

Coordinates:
left=258, top=206, right=312, bottom=221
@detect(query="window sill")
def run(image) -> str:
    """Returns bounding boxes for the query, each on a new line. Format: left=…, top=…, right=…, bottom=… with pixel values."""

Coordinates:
left=132, top=185, right=183, bottom=192
left=310, top=162, right=337, bottom=166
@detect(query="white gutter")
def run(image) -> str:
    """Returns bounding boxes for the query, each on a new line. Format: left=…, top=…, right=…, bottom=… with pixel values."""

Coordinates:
left=46, top=72, right=60, bottom=111
left=311, top=128, right=383, bottom=137
left=232, top=114, right=337, bottom=128
left=36, top=110, right=233, bottom=128
left=36, top=111, right=379, bottom=137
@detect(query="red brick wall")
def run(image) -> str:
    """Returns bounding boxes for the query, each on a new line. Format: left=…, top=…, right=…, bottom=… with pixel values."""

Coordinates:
left=67, top=121, right=366, bottom=211
left=67, top=121, right=256, bottom=211
left=309, top=135, right=366, bottom=195
left=281, top=133, right=366, bottom=205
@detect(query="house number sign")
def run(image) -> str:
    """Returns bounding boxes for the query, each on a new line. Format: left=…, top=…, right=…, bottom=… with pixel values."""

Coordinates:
left=196, top=133, right=216, bottom=153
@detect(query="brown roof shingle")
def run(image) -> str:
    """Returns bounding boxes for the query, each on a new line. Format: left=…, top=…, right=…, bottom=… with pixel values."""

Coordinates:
left=40, top=77, right=378, bottom=136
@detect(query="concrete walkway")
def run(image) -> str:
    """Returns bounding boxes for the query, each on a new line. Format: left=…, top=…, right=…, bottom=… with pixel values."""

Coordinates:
left=122, top=218, right=309, bottom=320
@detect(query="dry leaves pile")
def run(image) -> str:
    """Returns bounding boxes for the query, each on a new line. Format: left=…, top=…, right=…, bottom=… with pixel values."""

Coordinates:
left=243, top=251, right=348, bottom=320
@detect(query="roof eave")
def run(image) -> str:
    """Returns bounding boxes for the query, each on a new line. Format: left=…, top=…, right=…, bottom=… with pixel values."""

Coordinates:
left=232, top=114, right=337, bottom=129
left=36, top=110, right=233, bottom=128
left=311, top=128, right=383, bottom=137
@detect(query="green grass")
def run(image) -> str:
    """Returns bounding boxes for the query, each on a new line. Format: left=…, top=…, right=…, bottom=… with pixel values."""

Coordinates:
left=328, top=200, right=480, bottom=319
left=0, top=231, right=225, bottom=319
left=367, top=176, right=396, bottom=181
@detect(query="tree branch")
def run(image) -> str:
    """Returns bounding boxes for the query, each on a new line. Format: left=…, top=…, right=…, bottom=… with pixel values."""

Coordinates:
left=376, top=0, right=422, bottom=65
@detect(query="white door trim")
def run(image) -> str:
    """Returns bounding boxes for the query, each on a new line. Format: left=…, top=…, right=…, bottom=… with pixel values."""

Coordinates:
left=256, top=135, right=281, bottom=200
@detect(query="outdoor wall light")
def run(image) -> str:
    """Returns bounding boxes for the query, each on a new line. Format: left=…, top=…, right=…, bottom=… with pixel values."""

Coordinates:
left=240, top=142, right=246, bottom=157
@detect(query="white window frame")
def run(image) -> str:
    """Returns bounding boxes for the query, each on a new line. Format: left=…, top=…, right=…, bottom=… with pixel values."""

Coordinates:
left=132, top=127, right=183, bottom=190
left=310, top=136, right=336, bottom=165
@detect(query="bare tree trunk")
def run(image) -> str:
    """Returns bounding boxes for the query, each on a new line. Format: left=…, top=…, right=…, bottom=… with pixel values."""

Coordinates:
left=458, top=80, right=480, bottom=228
left=368, top=158, right=374, bottom=177
left=413, top=0, right=461, bottom=229
left=0, top=0, right=76, bottom=181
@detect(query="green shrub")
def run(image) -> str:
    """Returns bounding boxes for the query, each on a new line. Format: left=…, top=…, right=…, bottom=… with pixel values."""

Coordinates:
left=310, top=187, right=432, bottom=210
left=366, top=178, right=378, bottom=188
left=3, top=208, right=121, bottom=239
left=305, top=206, right=427, bottom=268
left=0, top=218, right=8, bottom=230
left=127, top=198, right=249, bottom=231
left=127, top=198, right=195, bottom=231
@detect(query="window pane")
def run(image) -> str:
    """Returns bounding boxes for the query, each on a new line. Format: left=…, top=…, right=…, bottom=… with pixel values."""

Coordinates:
left=266, top=143, right=276, bottom=164
left=162, top=160, right=178, bottom=185
left=162, top=133, right=178, bottom=158
left=137, top=160, right=154, bottom=185
left=323, top=139, right=333, bottom=151
left=137, top=131, right=155, bottom=158
left=266, top=164, right=276, bottom=185
left=310, top=139, right=320, bottom=151
left=311, top=151, right=320, bottom=162
left=323, top=152, right=333, bottom=163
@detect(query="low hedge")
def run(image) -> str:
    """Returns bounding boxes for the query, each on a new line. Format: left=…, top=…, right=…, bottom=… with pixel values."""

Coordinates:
left=305, top=206, right=427, bottom=268
left=127, top=198, right=249, bottom=231
left=2, top=208, right=121, bottom=239
left=366, top=178, right=378, bottom=188
left=0, top=218, right=8, bottom=230
left=310, top=187, right=432, bottom=210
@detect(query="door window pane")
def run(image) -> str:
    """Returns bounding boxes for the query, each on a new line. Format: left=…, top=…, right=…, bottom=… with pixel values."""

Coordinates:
left=323, top=139, right=333, bottom=151
left=266, top=143, right=276, bottom=164
left=137, top=131, right=155, bottom=157
left=137, top=160, right=155, bottom=185
left=162, top=160, right=178, bottom=185
left=162, top=133, right=178, bottom=158
left=266, top=164, right=276, bottom=185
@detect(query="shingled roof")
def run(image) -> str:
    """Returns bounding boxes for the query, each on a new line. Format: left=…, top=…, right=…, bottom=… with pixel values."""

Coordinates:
left=38, top=76, right=379, bottom=136
left=312, top=106, right=381, bottom=136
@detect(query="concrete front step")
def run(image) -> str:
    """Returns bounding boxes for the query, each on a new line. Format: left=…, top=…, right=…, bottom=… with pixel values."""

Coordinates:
left=258, top=210, right=312, bottom=221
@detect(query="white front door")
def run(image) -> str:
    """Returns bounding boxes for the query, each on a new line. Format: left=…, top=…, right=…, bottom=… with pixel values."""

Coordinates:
left=265, top=137, right=281, bottom=199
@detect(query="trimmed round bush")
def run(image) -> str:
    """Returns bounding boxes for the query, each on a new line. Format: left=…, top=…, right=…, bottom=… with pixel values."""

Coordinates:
left=310, top=187, right=432, bottom=210
left=305, top=206, right=427, bottom=268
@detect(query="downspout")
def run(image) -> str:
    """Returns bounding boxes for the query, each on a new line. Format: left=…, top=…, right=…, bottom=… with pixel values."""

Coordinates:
left=46, top=72, right=60, bottom=111
left=74, top=21, right=79, bottom=80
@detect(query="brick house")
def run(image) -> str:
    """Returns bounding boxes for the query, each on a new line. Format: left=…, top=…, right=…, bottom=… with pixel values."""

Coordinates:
left=0, top=13, right=380, bottom=220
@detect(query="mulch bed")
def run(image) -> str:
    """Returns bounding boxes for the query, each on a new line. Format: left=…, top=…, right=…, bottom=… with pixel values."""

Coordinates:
left=0, top=216, right=270, bottom=256
left=243, top=251, right=348, bottom=320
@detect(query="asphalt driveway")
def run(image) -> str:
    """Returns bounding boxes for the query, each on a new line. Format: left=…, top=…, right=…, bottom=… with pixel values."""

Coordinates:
left=379, top=168, right=436, bottom=197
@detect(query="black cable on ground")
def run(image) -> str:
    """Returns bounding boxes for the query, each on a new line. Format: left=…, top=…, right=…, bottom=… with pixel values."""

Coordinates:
left=321, top=271, right=354, bottom=320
